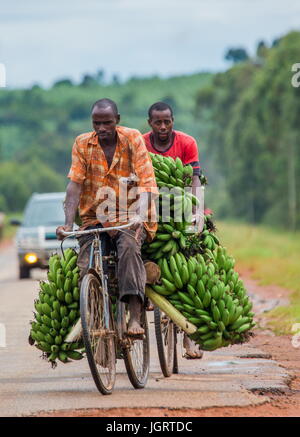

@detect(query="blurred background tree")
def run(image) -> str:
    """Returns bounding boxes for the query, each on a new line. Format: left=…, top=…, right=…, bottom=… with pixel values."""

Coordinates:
left=224, top=47, right=249, bottom=64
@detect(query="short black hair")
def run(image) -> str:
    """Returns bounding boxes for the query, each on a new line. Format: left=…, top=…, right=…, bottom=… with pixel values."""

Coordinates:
left=91, top=98, right=119, bottom=117
left=148, top=101, right=173, bottom=119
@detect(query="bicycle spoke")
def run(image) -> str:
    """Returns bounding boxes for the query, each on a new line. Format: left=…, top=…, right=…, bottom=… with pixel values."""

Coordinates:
left=81, top=273, right=116, bottom=394
left=122, top=306, right=150, bottom=388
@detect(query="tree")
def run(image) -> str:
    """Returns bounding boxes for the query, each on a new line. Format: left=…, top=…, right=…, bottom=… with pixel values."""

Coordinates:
left=256, top=40, right=268, bottom=59
left=272, top=37, right=282, bottom=48
left=112, top=74, right=120, bottom=86
left=80, top=74, right=97, bottom=87
left=53, top=78, right=73, bottom=87
left=198, top=31, right=300, bottom=229
left=95, top=69, right=105, bottom=85
left=224, top=48, right=249, bottom=64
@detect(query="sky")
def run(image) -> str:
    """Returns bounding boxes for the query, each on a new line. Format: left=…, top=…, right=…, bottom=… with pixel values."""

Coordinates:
left=1, top=0, right=300, bottom=88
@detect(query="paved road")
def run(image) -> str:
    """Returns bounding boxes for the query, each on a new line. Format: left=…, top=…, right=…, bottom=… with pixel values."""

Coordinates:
left=0, top=244, right=290, bottom=416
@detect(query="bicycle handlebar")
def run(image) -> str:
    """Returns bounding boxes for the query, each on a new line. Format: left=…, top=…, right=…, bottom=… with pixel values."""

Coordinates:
left=60, top=220, right=137, bottom=238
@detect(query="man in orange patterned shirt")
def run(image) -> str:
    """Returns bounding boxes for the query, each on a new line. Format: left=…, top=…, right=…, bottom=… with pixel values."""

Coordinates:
left=56, top=99, right=158, bottom=335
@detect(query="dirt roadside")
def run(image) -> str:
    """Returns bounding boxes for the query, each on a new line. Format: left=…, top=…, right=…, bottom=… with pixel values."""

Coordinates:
left=34, top=273, right=300, bottom=417
left=0, top=237, right=13, bottom=251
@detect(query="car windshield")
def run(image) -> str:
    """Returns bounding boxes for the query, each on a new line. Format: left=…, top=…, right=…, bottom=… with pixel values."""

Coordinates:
left=23, top=198, right=65, bottom=227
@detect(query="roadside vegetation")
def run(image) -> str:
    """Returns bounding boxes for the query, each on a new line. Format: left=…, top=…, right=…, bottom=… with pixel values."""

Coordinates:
left=1, top=213, right=23, bottom=240
left=217, top=221, right=300, bottom=334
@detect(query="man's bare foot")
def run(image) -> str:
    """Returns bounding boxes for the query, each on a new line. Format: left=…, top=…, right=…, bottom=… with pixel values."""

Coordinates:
left=183, top=333, right=203, bottom=359
left=127, top=295, right=145, bottom=336
left=127, top=318, right=145, bottom=336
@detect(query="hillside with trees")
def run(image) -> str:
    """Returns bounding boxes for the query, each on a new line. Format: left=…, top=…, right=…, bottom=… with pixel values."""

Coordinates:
left=196, top=31, right=300, bottom=230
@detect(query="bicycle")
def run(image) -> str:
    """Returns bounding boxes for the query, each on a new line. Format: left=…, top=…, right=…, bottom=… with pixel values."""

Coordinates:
left=61, top=221, right=150, bottom=395
left=154, top=308, right=179, bottom=377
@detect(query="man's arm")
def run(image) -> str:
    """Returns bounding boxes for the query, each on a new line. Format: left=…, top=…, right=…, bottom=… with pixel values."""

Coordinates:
left=56, top=181, right=82, bottom=240
left=129, top=132, right=159, bottom=230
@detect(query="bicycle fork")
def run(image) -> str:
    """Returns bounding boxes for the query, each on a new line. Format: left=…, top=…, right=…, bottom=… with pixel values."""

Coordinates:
left=90, top=235, right=110, bottom=330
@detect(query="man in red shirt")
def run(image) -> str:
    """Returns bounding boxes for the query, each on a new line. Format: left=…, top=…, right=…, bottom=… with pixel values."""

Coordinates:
left=144, top=101, right=203, bottom=359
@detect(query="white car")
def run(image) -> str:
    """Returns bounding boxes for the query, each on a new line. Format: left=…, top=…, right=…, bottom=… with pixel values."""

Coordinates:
left=12, top=192, right=79, bottom=279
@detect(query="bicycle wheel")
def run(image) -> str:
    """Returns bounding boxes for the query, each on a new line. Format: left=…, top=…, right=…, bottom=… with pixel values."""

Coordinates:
left=154, top=306, right=176, bottom=377
left=172, top=325, right=179, bottom=374
left=120, top=302, right=150, bottom=389
left=80, top=273, right=116, bottom=395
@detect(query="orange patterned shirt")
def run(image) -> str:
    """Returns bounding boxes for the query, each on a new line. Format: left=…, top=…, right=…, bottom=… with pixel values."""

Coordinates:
left=68, top=126, right=158, bottom=240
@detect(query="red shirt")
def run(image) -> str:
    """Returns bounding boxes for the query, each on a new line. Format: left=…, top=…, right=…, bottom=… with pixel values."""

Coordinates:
left=143, top=130, right=200, bottom=175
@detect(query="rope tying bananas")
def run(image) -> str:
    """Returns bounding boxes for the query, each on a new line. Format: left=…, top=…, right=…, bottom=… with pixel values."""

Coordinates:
left=29, top=248, right=84, bottom=367
left=143, top=153, right=255, bottom=351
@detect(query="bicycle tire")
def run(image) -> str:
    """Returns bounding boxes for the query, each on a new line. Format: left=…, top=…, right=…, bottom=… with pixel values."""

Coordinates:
left=121, top=303, right=150, bottom=389
left=172, top=325, right=179, bottom=374
left=154, top=306, right=176, bottom=377
left=80, top=273, right=116, bottom=395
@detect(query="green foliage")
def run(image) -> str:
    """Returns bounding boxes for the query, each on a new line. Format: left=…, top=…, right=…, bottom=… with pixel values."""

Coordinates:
left=218, top=221, right=300, bottom=334
left=0, top=159, right=65, bottom=212
left=196, top=31, right=300, bottom=230
left=224, top=47, right=249, bottom=63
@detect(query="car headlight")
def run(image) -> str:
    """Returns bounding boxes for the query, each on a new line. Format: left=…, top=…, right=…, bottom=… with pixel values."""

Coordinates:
left=24, top=253, right=38, bottom=264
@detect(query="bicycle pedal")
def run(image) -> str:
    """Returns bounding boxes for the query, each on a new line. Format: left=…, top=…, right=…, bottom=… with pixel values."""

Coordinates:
left=124, top=332, right=145, bottom=340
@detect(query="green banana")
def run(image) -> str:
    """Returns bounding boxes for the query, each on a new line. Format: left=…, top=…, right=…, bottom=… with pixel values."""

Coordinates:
left=173, top=271, right=183, bottom=289
left=161, top=278, right=177, bottom=293
left=152, top=284, right=173, bottom=296
left=178, top=291, right=194, bottom=306
left=202, top=291, right=211, bottom=308
left=161, top=258, right=174, bottom=283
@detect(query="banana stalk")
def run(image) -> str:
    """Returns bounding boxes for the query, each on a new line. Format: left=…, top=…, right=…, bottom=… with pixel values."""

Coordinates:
left=145, top=286, right=197, bottom=335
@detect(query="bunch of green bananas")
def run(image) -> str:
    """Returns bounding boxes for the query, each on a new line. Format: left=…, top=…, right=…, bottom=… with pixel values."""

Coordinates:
left=150, top=153, right=194, bottom=189
left=143, top=152, right=255, bottom=351
left=143, top=154, right=201, bottom=260
left=29, top=249, right=84, bottom=366
left=147, top=247, right=255, bottom=351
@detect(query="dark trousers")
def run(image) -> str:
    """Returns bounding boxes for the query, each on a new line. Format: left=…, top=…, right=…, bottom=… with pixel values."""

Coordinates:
left=77, top=224, right=147, bottom=304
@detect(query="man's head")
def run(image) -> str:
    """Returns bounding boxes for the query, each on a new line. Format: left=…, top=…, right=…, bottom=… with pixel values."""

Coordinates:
left=148, top=102, right=174, bottom=143
left=91, top=98, right=120, bottom=142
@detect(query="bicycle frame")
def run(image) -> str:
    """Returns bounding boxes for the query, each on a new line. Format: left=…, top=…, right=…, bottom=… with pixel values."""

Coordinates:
left=61, top=220, right=150, bottom=392
left=89, top=234, right=111, bottom=330
left=61, top=221, right=135, bottom=341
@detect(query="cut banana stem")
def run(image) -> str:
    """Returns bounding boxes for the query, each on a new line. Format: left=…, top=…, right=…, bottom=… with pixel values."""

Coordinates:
left=145, top=286, right=197, bottom=335
left=65, top=318, right=82, bottom=343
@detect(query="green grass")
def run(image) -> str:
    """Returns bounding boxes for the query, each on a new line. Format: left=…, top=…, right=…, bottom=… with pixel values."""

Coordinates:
left=1, top=212, right=23, bottom=240
left=216, top=221, right=300, bottom=334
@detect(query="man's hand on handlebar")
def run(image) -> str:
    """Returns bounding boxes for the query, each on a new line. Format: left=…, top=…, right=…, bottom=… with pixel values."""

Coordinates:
left=56, top=224, right=73, bottom=241
left=129, top=214, right=143, bottom=231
